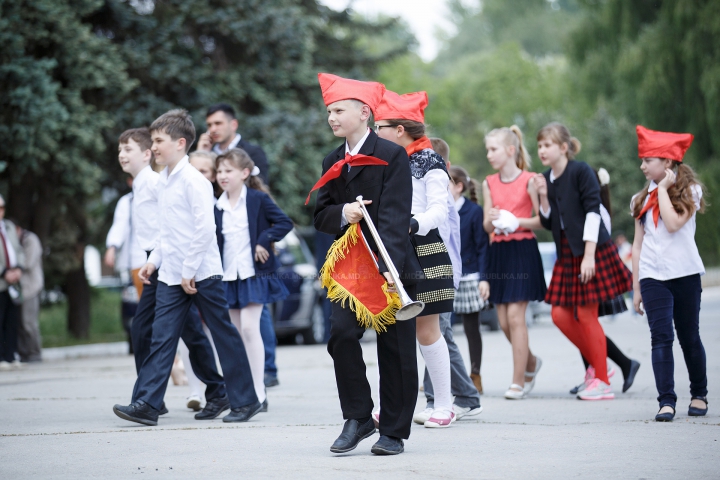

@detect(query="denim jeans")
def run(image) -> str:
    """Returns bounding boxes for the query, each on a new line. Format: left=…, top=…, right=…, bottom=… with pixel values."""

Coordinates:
left=133, top=277, right=257, bottom=410
left=259, top=305, right=277, bottom=377
left=423, top=312, right=481, bottom=408
left=640, top=274, right=707, bottom=408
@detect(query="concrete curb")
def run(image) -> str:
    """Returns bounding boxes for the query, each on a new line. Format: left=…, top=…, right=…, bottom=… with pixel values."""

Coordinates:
left=41, top=341, right=129, bottom=361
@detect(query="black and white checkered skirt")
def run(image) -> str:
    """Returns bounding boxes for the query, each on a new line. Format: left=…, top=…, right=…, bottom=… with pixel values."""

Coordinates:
left=453, top=278, right=486, bottom=314
left=411, top=228, right=454, bottom=316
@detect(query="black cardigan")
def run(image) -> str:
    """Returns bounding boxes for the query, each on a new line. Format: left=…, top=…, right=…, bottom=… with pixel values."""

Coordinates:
left=540, top=160, right=610, bottom=258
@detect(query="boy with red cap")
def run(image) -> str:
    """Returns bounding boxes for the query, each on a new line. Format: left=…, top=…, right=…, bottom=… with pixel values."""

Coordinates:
left=630, top=125, right=708, bottom=422
left=310, top=73, right=422, bottom=455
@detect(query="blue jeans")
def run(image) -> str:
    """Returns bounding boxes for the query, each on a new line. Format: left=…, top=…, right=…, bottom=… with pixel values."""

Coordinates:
left=423, top=312, right=481, bottom=408
left=130, top=270, right=224, bottom=403
left=640, top=274, right=707, bottom=408
left=260, top=305, right=277, bottom=377
left=133, top=277, right=258, bottom=410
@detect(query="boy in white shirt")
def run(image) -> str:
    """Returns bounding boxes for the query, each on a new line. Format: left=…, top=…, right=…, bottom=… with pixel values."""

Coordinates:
left=113, top=114, right=260, bottom=426
left=114, top=128, right=226, bottom=415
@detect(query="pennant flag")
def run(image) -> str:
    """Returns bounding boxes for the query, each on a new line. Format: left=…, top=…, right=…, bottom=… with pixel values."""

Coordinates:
left=320, top=223, right=401, bottom=333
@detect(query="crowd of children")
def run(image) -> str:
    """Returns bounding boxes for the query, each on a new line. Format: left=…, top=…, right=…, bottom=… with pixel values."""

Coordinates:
left=106, top=72, right=710, bottom=455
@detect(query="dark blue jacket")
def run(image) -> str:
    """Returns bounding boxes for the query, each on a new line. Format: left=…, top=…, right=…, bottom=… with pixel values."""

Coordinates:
left=457, top=199, right=489, bottom=279
left=214, top=188, right=293, bottom=275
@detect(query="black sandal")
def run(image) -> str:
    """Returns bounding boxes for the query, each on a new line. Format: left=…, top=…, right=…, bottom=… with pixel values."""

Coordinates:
left=688, top=396, right=708, bottom=417
left=655, top=405, right=675, bottom=422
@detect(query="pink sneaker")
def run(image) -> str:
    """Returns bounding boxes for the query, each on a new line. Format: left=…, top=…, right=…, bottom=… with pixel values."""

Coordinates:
left=577, top=378, right=615, bottom=400
left=424, top=409, right=455, bottom=428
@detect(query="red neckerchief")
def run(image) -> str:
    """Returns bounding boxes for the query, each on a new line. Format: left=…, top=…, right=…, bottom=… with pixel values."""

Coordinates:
left=636, top=189, right=660, bottom=227
left=405, top=136, right=433, bottom=157
left=305, top=153, right=388, bottom=205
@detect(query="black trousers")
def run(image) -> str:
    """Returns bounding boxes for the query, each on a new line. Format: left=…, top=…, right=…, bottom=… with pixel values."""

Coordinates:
left=327, top=288, right=418, bottom=439
left=131, top=270, right=225, bottom=404
left=133, top=278, right=257, bottom=410
left=0, top=291, right=19, bottom=362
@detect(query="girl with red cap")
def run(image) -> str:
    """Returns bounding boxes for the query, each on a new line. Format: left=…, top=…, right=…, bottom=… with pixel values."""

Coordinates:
left=374, top=90, right=457, bottom=428
left=630, top=125, right=708, bottom=422
left=533, top=122, right=631, bottom=401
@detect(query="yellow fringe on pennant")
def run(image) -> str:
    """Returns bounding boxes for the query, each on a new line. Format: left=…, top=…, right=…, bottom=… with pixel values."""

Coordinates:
left=320, top=224, right=401, bottom=333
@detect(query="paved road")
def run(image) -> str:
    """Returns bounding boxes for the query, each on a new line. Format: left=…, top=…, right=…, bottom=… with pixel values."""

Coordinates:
left=1, top=289, right=719, bottom=478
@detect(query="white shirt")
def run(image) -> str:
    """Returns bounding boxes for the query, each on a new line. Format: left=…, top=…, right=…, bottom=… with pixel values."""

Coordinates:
left=633, top=181, right=704, bottom=281
left=212, top=133, right=241, bottom=155
left=132, top=165, right=160, bottom=253
left=539, top=169, right=602, bottom=243
left=105, top=193, right=147, bottom=270
left=148, top=156, right=223, bottom=285
left=438, top=189, right=462, bottom=289
left=454, top=195, right=466, bottom=212
left=411, top=167, right=449, bottom=236
left=340, top=128, right=372, bottom=227
left=217, top=187, right=255, bottom=281
left=0, top=221, right=17, bottom=268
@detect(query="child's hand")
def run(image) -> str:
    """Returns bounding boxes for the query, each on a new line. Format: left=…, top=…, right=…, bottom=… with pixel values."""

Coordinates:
left=532, top=174, right=548, bottom=196
left=487, top=207, right=501, bottom=221
left=479, top=281, right=490, bottom=301
left=658, top=168, right=676, bottom=190
left=633, top=288, right=644, bottom=316
left=181, top=277, right=197, bottom=295
left=580, top=255, right=596, bottom=284
left=104, top=247, right=116, bottom=268
left=138, top=263, right=156, bottom=284
left=255, top=245, right=270, bottom=264
left=382, top=272, right=397, bottom=294
left=344, top=200, right=372, bottom=224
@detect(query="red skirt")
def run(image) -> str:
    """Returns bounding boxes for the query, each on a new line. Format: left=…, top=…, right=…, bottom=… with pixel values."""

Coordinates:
left=545, top=233, right=631, bottom=307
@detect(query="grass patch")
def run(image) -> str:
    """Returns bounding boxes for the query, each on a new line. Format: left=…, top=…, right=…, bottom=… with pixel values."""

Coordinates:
left=40, top=288, right=128, bottom=348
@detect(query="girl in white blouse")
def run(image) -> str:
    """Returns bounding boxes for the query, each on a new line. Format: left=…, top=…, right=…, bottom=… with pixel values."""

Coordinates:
left=631, top=125, right=708, bottom=422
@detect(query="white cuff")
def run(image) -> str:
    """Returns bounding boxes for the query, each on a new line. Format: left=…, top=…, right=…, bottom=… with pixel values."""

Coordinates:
left=583, top=212, right=601, bottom=243
left=340, top=204, right=349, bottom=228
left=540, top=205, right=551, bottom=218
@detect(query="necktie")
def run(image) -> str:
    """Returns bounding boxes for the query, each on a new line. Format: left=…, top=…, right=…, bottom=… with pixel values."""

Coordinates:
left=305, top=153, right=388, bottom=205
left=636, top=189, right=660, bottom=227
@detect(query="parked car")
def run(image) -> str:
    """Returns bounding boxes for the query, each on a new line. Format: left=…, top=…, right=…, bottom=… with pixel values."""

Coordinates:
left=119, top=228, right=325, bottom=347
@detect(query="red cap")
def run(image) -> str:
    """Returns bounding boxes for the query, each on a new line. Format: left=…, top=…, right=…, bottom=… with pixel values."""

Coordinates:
left=636, top=125, right=694, bottom=162
left=374, top=90, right=428, bottom=123
left=318, top=73, right=386, bottom=113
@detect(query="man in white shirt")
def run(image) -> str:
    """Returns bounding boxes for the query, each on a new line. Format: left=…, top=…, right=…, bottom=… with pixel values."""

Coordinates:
left=113, top=128, right=226, bottom=415
left=113, top=111, right=261, bottom=427
left=0, top=195, right=25, bottom=369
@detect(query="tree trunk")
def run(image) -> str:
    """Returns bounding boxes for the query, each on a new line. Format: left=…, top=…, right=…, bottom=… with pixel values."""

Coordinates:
left=66, top=250, right=90, bottom=339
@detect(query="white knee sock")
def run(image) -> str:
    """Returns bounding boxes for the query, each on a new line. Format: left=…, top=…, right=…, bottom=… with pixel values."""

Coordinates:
left=178, top=339, right=203, bottom=399
left=420, top=336, right=452, bottom=411
left=229, top=305, right=266, bottom=403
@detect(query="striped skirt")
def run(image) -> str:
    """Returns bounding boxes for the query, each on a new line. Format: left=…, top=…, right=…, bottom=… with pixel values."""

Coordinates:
left=411, top=228, right=454, bottom=316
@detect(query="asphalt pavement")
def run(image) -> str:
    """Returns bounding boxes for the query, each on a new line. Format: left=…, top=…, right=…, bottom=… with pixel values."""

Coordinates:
left=1, top=289, right=719, bottom=478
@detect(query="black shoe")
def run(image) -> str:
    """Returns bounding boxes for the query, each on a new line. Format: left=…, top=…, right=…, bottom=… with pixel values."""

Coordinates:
left=223, top=401, right=263, bottom=423
left=195, top=395, right=230, bottom=420
left=264, top=375, right=279, bottom=388
left=113, top=400, right=159, bottom=426
left=622, top=360, right=641, bottom=393
left=371, top=435, right=404, bottom=455
left=261, top=398, right=268, bottom=413
left=159, top=402, right=169, bottom=415
left=688, top=396, right=708, bottom=417
left=569, top=382, right=585, bottom=395
left=330, top=418, right=376, bottom=454
left=655, top=405, right=675, bottom=422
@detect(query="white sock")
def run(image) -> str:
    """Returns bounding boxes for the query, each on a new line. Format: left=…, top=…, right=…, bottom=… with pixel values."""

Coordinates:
left=419, top=336, right=452, bottom=411
left=229, top=304, right=266, bottom=403
left=178, top=339, right=203, bottom=399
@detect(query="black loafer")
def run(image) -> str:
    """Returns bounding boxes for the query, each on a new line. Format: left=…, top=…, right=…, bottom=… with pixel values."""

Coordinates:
left=113, top=400, right=159, bottom=426
left=655, top=405, right=675, bottom=422
left=371, top=435, right=404, bottom=455
left=688, top=396, right=708, bottom=417
left=222, top=401, right=263, bottom=423
left=330, top=418, right=376, bottom=453
left=622, top=360, right=641, bottom=393
left=159, top=402, right=169, bottom=415
left=195, top=395, right=230, bottom=420
left=261, top=399, right=268, bottom=413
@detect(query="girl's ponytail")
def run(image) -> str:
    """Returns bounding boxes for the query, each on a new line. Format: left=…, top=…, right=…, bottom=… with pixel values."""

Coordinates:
left=449, top=165, right=479, bottom=204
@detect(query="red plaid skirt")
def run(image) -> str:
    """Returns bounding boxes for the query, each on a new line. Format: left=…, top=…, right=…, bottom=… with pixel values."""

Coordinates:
left=545, top=233, right=632, bottom=306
